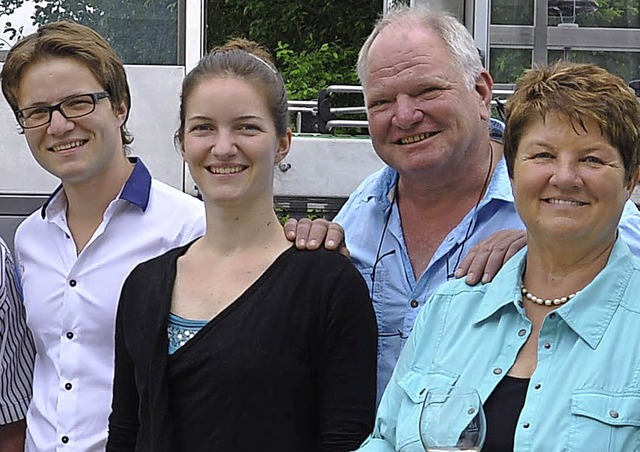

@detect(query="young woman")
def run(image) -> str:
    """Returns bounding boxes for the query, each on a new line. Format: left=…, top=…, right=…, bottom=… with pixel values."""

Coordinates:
left=107, top=39, right=377, bottom=451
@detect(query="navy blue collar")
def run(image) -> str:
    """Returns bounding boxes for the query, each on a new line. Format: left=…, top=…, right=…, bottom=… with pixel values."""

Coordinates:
left=41, top=157, right=152, bottom=218
left=119, top=157, right=152, bottom=211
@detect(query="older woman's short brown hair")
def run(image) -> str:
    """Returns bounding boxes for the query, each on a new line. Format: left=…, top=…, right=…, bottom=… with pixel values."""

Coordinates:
left=1, top=21, right=132, bottom=146
left=503, top=61, right=640, bottom=182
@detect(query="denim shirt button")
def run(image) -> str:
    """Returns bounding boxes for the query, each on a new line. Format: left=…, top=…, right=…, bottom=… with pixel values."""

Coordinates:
left=523, top=422, right=530, bottom=429
left=493, top=367, right=503, bottom=375
left=518, top=329, right=526, bottom=337
left=610, top=410, right=619, bottom=419
left=410, top=299, right=419, bottom=308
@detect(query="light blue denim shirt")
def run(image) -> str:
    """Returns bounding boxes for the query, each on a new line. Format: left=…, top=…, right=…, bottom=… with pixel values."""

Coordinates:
left=334, top=158, right=522, bottom=398
left=357, top=237, right=640, bottom=452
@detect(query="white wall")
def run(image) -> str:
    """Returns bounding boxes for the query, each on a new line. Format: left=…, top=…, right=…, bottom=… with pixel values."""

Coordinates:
left=0, top=64, right=384, bottom=198
left=0, top=65, right=187, bottom=193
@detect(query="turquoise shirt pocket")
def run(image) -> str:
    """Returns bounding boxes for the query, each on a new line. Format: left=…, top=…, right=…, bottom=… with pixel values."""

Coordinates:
left=568, top=390, right=640, bottom=451
left=395, top=367, right=460, bottom=451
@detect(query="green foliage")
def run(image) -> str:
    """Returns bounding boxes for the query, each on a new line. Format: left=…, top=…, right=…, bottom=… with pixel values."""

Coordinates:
left=0, top=0, right=26, bottom=17
left=2, top=0, right=379, bottom=98
left=275, top=207, right=290, bottom=225
left=276, top=41, right=359, bottom=100
left=490, top=0, right=640, bottom=27
left=207, top=0, right=379, bottom=52
left=2, top=0, right=179, bottom=64
left=275, top=206, right=325, bottom=225
left=555, top=1, right=640, bottom=81
left=206, top=0, right=381, bottom=100
left=491, top=0, right=533, bottom=25
left=305, top=208, right=323, bottom=221
left=549, top=49, right=640, bottom=81
left=490, top=48, right=531, bottom=84
left=571, top=0, right=639, bottom=28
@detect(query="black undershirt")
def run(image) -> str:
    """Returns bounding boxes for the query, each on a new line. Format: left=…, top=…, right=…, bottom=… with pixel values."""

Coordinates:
left=482, top=375, right=530, bottom=452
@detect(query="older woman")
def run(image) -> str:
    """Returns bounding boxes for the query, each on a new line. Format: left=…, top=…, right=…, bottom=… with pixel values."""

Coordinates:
left=357, top=61, right=640, bottom=452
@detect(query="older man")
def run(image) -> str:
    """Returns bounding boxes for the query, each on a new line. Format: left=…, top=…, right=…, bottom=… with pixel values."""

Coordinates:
left=337, top=6, right=524, bottom=398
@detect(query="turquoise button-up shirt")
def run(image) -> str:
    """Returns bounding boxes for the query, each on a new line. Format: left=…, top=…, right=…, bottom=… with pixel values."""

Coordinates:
left=357, top=237, right=640, bottom=452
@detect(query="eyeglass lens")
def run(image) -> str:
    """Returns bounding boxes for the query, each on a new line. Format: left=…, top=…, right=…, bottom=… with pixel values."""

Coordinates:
left=18, top=93, right=106, bottom=128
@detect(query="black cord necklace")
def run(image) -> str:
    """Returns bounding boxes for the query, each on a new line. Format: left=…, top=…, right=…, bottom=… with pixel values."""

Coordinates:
left=445, top=142, right=495, bottom=279
left=371, top=143, right=496, bottom=302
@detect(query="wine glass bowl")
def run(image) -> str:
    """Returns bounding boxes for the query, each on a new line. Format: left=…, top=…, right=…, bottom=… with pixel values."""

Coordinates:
left=419, top=386, right=486, bottom=451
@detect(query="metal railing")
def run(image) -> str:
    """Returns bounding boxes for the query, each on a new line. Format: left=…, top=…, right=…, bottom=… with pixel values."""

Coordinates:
left=288, top=85, right=517, bottom=134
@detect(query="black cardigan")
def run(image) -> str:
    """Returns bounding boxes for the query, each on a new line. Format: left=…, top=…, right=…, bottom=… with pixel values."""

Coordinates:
left=107, top=245, right=377, bottom=451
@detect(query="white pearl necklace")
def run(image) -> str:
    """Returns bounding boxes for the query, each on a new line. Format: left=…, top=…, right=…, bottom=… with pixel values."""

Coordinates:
left=521, top=286, right=579, bottom=306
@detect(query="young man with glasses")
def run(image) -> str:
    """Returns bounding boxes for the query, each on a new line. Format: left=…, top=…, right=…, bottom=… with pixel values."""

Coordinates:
left=0, top=22, right=205, bottom=451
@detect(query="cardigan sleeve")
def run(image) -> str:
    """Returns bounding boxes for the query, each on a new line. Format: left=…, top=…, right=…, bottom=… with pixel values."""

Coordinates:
left=106, top=273, right=141, bottom=451
left=315, top=257, right=378, bottom=451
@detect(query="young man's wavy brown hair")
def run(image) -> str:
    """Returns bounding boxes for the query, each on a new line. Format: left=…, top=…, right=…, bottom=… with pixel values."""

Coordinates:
left=1, top=21, right=133, bottom=146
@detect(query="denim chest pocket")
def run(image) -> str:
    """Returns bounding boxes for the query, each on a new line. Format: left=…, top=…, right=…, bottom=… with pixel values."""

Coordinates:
left=395, top=367, right=460, bottom=452
left=568, top=390, right=640, bottom=451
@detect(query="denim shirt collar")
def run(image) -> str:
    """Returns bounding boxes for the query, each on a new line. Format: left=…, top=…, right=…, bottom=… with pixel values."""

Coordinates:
left=367, top=166, right=398, bottom=210
left=41, top=156, right=152, bottom=219
left=367, top=157, right=514, bottom=213
left=473, top=236, right=635, bottom=350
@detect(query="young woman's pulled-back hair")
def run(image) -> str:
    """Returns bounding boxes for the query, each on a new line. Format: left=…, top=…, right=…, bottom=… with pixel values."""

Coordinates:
left=176, top=38, right=289, bottom=146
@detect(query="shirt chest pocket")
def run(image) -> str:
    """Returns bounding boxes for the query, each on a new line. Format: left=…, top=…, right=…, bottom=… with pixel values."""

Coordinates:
left=395, top=367, right=460, bottom=452
left=568, top=390, right=640, bottom=451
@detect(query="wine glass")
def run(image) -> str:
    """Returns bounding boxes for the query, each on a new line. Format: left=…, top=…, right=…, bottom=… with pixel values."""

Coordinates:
left=419, top=386, right=486, bottom=451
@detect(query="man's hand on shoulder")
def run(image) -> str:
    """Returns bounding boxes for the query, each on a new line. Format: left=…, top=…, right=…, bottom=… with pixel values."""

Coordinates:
left=455, top=229, right=526, bottom=285
left=283, top=218, right=349, bottom=256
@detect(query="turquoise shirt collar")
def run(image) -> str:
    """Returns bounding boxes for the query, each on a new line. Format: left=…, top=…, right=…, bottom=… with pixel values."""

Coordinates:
left=473, top=237, right=636, bottom=350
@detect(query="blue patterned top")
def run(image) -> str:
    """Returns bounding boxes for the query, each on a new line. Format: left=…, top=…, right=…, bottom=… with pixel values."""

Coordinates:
left=167, top=312, right=208, bottom=355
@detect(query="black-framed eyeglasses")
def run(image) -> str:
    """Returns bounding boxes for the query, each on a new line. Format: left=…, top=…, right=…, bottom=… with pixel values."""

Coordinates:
left=15, top=91, right=110, bottom=129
